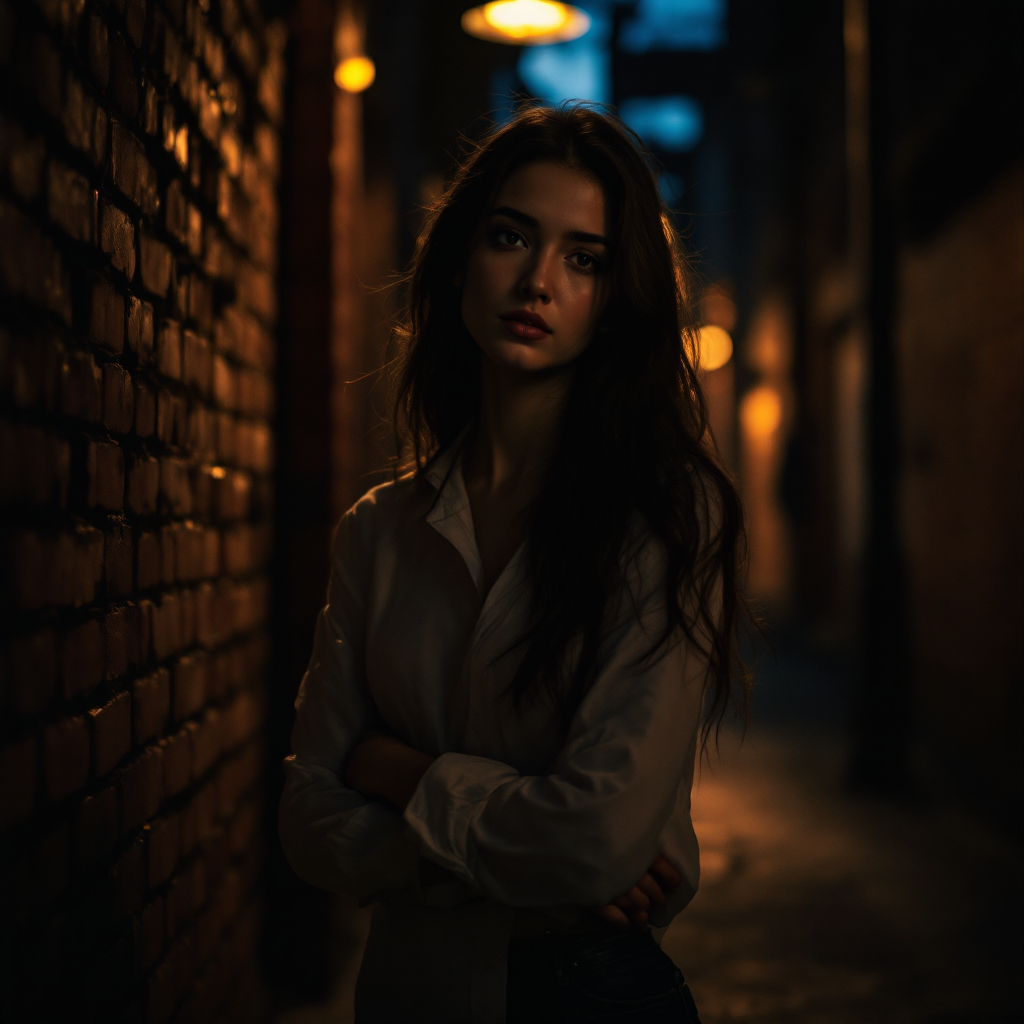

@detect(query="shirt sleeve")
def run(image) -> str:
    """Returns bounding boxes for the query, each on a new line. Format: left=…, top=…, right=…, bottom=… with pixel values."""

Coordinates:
left=278, top=499, right=420, bottom=904
left=403, top=558, right=708, bottom=910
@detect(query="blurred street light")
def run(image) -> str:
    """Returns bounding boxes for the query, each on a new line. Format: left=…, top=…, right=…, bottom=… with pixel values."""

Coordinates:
left=462, top=0, right=591, bottom=45
left=334, top=55, right=376, bottom=93
left=697, top=324, right=733, bottom=372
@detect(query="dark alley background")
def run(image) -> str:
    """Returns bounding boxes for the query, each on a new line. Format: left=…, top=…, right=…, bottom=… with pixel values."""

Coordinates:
left=0, top=0, right=1021, bottom=1022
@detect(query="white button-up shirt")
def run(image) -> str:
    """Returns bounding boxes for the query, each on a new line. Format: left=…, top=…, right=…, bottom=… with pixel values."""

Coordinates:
left=279, top=441, right=706, bottom=1023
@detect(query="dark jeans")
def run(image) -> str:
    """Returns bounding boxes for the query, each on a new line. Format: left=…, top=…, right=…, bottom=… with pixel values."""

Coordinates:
left=506, top=928, right=702, bottom=1023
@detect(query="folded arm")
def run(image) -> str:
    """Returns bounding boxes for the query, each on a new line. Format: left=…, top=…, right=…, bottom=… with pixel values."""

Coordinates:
left=278, top=507, right=421, bottom=904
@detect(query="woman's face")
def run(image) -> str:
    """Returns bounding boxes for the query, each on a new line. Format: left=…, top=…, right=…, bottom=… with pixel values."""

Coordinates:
left=460, top=160, right=608, bottom=374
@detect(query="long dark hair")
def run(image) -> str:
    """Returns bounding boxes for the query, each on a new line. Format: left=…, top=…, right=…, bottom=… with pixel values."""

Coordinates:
left=392, top=104, right=749, bottom=747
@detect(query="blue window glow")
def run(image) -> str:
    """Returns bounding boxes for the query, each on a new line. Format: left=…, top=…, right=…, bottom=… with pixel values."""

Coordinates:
left=658, top=172, right=685, bottom=207
left=619, top=95, right=704, bottom=152
left=619, top=0, right=727, bottom=53
left=517, top=3, right=611, bottom=106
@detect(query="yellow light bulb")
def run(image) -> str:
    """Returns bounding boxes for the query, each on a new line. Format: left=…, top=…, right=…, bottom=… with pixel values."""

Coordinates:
left=697, top=325, right=733, bottom=372
left=740, top=386, right=783, bottom=439
left=461, top=0, right=590, bottom=44
left=334, top=56, right=376, bottom=93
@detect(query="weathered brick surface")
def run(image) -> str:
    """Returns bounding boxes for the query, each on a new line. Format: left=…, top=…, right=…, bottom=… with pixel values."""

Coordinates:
left=0, top=0, right=282, bottom=1018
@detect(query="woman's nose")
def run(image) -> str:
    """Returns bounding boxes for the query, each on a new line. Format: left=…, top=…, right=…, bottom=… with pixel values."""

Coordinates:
left=518, top=252, right=553, bottom=303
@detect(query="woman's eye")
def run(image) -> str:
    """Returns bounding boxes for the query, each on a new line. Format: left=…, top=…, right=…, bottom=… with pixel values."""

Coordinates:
left=495, top=229, right=526, bottom=248
left=569, top=252, right=600, bottom=272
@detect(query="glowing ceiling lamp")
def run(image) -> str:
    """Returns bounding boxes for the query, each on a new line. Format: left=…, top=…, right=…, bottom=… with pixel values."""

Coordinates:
left=462, top=0, right=591, bottom=45
left=335, top=55, right=376, bottom=93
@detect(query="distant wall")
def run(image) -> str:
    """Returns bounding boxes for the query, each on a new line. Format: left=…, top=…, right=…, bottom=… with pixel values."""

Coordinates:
left=0, top=0, right=283, bottom=1019
left=898, top=160, right=1024, bottom=810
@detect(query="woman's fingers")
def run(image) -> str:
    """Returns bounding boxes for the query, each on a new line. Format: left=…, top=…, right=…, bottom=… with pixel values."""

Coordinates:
left=591, top=904, right=633, bottom=931
left=649, top=854, right=682, bottom=893
left=635, top=872, right=667, bottom=907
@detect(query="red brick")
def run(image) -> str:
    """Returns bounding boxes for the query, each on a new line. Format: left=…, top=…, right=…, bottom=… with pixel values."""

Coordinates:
left=221, top=526, right=252, bottom=576
left=161, top=728, right=191, bottom=799
left=109, top=29, right=138, bottom=119
left=74, top=784, right=119, bottom=869
left=134, top=379, right=156, bottom=436
left=87, top=439, right=125, bottom=510
left=44, top=715, right=90, bottom=801
left=215, top=411, right=235, bottom=462
left=194, top=583, right=216, bottom=648
left=137, top=531, right=161, bottom=590
left=125, top=0, right=146, bottom=47
left=105, top=521, right=133, bottom=596
left=51, top=524, right=104, bottom=607
left=90, top=691, right=131, bottom=776
left=120, top=744, right=162, bottom=834
left=150, top=592, right=182, bottom=660
left=104, top=606, right=129, bottom=679
left=103, top=362, right=135, bottom=433
left=212, top=470, right=250, bottom=521
left=127, top=296, right=154, bottom=362
left=109, top=834, right=145, bottom=921
left=63, top=71, right=96, bottom=156
left=166, top=858, right=206, bottom=941
left=34, top=822, right=70, bottom=908
left=165, top=178, right=189, bottom=246
left=134, top=897, right=165, bottom=977
left=47, top=161, right=94, bottom=243
left=98, top=200, right=137, bottom=281
left=147, top=956, right=176, bottom=1024
left=126, top=454, right=158, bottom=514
left=189, top=708, right=220, bottom=780
left=201, top=529, right=220, bottom=578
left=228, top=796, right=260, bottom=858
left=61, top=349, right=102, bottom=422
left=221, top=691, right=255, bottom=752
left=212, top=354, right=236, bottom=410
left=7, top=627, right=56, bottom=715
left=8, top=530, right=53, bottom=611
left=0, top=198, right=72, bottom=323
left=62, top=619, right=104, bottom=698
left=88, top=275, right=126, bottom=356
left=140, top=229, right=172, bottom=297
left=175, top=523, right=203, bottom=582
left=160, top=524, right=178, bottom=584
left=179, top=588, right=196, bottom=648
left=182, top=330, right=212, bottom=394
left=124, top=600, right=146, bottom=667
left=86, top=10, right=109, bottom=90
left=186, top=404, right=215, bottom=459
left=0, top=735, right=36, bottom=827
left=173, top=653, right=206, bottom=721
left=5, top=122, right=45, bottom=202
left=159, top=457, right=191, bottom=516
left=155, top=319, right=181, bottom=380
left=146, top=813, right=180, bottom=887
left=133, top=668, right=170, bottom=745
left=111, top=121, right=159, bottom=217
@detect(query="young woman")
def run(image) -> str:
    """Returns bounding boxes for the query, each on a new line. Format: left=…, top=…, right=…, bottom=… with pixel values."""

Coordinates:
left=279, top=104, right=746, bottom=1024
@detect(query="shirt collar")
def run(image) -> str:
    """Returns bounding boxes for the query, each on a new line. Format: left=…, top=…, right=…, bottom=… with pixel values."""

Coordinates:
left=423, top=427, right=485, bottom=596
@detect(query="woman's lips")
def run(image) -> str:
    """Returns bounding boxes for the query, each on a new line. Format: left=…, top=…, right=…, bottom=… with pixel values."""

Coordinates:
left=499, top=310, right=552, bottom=341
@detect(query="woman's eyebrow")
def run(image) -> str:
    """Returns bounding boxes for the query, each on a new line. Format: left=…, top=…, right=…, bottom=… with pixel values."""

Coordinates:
left=488, top=205, right=607, bottom=246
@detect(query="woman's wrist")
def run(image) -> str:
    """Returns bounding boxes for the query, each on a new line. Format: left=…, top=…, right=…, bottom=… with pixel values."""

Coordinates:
left=346, top=732, right=435, bottom=811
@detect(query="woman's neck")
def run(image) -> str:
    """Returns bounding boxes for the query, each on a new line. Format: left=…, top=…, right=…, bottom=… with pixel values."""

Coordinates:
left=467, top=356, right=572, bottom=492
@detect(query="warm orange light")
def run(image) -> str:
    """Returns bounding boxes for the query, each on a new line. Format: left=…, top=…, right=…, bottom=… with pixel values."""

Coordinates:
left=461, top=0, right=590, bottom=44
left=697, top=325, right=733, bottom=372
left=334, top=56, right=375, bottom=93
left=740, top=385, right=783, bottom=438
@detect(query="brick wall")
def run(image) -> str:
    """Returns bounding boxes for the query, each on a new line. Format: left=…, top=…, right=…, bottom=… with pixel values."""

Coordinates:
left=0, top=0, right=283, bottom=1020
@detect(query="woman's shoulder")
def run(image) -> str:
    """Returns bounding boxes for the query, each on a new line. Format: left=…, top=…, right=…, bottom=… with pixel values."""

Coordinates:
left=333, top=471, right=433, bottom=548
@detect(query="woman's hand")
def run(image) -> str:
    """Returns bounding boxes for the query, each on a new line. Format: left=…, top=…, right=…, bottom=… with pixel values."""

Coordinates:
left=345, top=729, right=436, bottom=812
left=590, top=853, right=682, bottom=930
